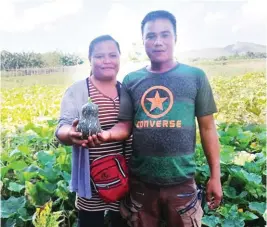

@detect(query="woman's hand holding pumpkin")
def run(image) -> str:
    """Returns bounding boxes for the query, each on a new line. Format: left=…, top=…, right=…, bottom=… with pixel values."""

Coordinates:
left=67, top=119, right=89, bottom=147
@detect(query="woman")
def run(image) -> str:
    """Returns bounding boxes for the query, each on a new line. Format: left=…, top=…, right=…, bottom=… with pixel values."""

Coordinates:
left=56, top=35, right=132, bottom=227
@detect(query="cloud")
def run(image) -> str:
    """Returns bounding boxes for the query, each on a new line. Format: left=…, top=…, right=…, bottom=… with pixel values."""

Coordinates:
left=0, top=0, right=83, bottom=32
left=204, top=12, right=225, bottom=25
left=43, top=24, right=56, bottom=32
left=232, top=0, right=267, bottom=33
left=101, top=3, right=143, bottom=54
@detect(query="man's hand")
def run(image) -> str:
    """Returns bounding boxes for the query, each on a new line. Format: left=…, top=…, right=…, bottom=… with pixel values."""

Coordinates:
left=67, top=119, right=88, bottom=147
left=206, top=177, right=222, bottom=210
left=87, top=121, right=132, bottom=147
left=87, top=130, right=111, bottom=147
left=198, top=115, right=222, bottom=209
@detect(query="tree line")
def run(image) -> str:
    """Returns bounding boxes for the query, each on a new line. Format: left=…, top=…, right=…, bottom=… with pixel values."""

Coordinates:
left=214, top=51, right=266, bottom=61
left=1, top=50, right=84, bottom=71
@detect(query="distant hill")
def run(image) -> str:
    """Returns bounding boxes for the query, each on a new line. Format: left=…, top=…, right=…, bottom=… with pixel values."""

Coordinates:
left=180, top=42, right=266, bottom=59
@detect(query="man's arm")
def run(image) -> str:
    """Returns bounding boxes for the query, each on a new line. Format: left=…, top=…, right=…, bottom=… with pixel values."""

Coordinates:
left=108, top=121, right=132, bottom=141
left=91, top=120, right=132, bottom=145
left=88, top=120, right=132, bottom=146
left=88, top=79, right=134, bottom=146
left=197, top=114, right=222, bottom=209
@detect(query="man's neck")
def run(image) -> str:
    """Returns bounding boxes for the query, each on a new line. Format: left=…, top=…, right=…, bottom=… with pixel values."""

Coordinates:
left=148, top=60, right=177, bottom=73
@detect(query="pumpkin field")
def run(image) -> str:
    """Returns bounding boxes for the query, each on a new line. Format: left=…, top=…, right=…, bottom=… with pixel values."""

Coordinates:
left=1, top=60, right=266, bottom=227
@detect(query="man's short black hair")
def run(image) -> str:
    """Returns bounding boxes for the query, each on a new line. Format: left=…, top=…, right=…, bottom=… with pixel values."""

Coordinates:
left=141, top=10, right=177, bottom=35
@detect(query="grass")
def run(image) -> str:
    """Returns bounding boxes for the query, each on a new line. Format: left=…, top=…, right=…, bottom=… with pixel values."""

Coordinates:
left=192, top=59, right=266, bottom=78
left=1, top=59, right=265, bottom=89
left=1, top=73, right=73, bottom=89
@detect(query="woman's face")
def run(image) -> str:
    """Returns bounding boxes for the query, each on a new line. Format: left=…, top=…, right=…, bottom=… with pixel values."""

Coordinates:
left=90, top=40, right=120, bottom=81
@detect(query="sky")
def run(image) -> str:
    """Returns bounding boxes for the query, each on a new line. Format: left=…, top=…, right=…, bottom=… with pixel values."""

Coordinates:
left=0, top=0, right=266, bottom=57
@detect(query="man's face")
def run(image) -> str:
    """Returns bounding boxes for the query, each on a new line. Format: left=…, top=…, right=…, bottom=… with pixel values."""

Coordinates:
left=142, top=18, right=176, bottom=63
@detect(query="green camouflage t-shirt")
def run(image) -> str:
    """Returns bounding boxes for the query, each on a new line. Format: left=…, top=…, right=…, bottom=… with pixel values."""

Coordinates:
left=119, top=63, right=217, bottom=185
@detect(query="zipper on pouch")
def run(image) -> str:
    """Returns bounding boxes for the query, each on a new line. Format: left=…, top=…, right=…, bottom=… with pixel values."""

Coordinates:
left=95, top=179, right=121, bottom=188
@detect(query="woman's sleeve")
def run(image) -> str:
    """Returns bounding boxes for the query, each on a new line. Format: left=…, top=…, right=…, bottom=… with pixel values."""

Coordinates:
left=55, top=87, right=79, bottom=137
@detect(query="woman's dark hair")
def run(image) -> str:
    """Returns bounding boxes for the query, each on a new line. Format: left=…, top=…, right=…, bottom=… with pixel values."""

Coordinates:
left=141, top=10, right=177, bottom=36
left=88, top=35, right=121, bottom=60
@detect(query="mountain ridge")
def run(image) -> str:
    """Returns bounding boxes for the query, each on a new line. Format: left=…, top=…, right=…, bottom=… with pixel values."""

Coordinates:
left=179, top=42, right=266, bottom=59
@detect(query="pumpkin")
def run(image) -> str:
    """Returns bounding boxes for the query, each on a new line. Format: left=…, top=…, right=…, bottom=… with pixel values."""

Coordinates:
left=76, top=98, right=101, bottom=139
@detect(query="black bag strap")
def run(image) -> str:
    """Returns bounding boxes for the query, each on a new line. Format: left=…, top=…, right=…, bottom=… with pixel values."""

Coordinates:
left=86, top=77, right=126, bottom=157
left=86, top=77, right=90, bottom=97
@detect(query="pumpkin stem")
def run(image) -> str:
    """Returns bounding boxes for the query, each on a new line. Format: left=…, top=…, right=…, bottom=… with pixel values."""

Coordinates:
left=88, top=97, right=91, bottom=103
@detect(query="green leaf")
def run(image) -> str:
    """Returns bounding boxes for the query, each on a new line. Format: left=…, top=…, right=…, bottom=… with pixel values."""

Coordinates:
left=256, top=132, right=266, bottom=145
left=55, top=180, right=69, bottom=200
left=24, top=165, right=40, bottom=173
left=17, top=145, right=30, bottom=155
left=244, top=162, right=261, bottom=174
left=72, top=219, right=78, bottom=227
left=18, top=207, right=32, bottom=221
left=223, top=186, right=248, bottom=200
left=236, top=131, right=253, bottom=148
left=263, top=209, right=267, bottom=221
left=8, top=182, right=25, bottom=192
left=8, top=160, right=28, bottom=170
left=61, top=171, right=71, bottom=183
left=53, top=197, right=62, bottom=207
left=228, top=205, right=241, bottom=218
left=241, top=170, right=261, bottom=184
left=229, top=167, right=261, bottom=184
left=1, top=166, right=9, bottom=179
left=4, top=218, right=16, bottom=227
left=1, top=153, right=11, bottom=163
left=219, top=136, right=233, bottom=145
left=38, top=181, right=57, bottom=194
left=243, top=124, right=264, bottom=133
left=245, top=182, right=266, bottom=199
left=246, top=106, right=261, bottom=116
left=25, top=181, right=51, bottom=206
left=249, top=202, right=266, bottom=215
left=20, top=165, right=40, bottom=182
left=39, top=166, right=59, bottom=182
left=202, top=215, right=221, bottom=227
left=226, top=127, right=239, bottom=137
left=255, top=153, right=266, bottom=165
left=223, top=186, right=237, bottom=198
left=241, top=211, right=259, bottom=221
left=9, top=148, right=21, bottom=157
left=25, top=181, right=37, bottom=206
left=221, top=218, right=245, bottom=227
left=219, top=204, right=241, bottom=219
left=1, top=196, right=26, bottom=218
left=196, top=165, right=210, bottom=178
left=37, top=151, right=56, bottom=166
left=47, top=119, right=57, bottom=127
left=24, top=122, right=36, bottom=131
left=220, top=146, right=235, bottom=164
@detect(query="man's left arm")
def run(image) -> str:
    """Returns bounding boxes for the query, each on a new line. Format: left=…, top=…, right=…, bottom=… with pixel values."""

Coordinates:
left=197, top=114, right=222, bottom=210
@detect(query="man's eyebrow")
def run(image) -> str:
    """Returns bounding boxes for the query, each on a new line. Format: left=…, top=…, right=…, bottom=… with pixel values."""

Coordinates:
left=161, top=30, right=171, bottom=34
left=146, top=31, right=171, bottom=36
left=146, top=32, right=156, bottom=36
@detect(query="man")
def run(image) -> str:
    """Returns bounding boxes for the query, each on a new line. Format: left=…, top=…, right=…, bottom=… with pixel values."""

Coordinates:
left=90, top=10, right=222, bottom=227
